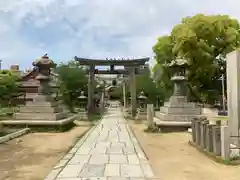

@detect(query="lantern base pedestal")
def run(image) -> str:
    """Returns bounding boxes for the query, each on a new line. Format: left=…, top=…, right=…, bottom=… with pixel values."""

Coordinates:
left=135, top=108, right=147, bottom=120
left=78, top=110, right=88, bottom=120
left=155, top=96, right=202, bottom=131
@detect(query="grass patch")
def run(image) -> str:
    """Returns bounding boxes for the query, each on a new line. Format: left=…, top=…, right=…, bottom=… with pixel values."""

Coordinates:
left=189, top=141, right=240, bottom=165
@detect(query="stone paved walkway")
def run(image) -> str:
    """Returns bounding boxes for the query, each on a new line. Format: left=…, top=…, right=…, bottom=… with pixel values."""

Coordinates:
left=45, top=107, right=156, bottom=180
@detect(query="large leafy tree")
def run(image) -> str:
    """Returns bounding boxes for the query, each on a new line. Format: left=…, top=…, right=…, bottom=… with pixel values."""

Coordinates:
left=153, top=14, right=240, bottom=104
left=55, top=61, right=88, bottom=111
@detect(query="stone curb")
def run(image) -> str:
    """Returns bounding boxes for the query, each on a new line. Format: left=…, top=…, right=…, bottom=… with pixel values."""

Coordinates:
left=0, top=128, right=30, bottom=144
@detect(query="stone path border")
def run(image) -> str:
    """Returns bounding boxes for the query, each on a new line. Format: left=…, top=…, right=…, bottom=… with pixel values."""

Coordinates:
left=0, top=128, right=30, bottom=144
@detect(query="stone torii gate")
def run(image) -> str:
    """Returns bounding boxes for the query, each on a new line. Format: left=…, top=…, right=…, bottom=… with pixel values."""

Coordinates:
left=74, top=56, right=149, bottom=117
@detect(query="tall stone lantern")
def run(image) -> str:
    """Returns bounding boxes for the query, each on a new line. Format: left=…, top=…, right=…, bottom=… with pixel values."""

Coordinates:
left=136, top=91, right=147, bottom=120
left=33, top=54, right=56, bottom=97
left=78, top=91, right=88, bottom=120
left=155, top=58, right=201, bottom=126
left=138, top=91, right=147, bottom=109
left=168, top=59, right=189, bottom=97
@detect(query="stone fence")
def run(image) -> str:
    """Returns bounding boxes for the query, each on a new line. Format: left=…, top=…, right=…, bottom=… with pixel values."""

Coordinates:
left=191, top=117, right=228, bottom=158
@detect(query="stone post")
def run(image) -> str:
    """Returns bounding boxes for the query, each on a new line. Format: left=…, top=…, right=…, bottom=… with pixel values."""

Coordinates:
left=88, top=65, right=95, bottom=114
left=191, top=118, right=197, bottom=142
left=212, top=121, right=221, bottom=156
left=147, top=104, right=154, bottom=128
left=200, top=120, right=209, bottom=149
left=226, top=50, right=240, bottom=146
left=221, top=125, right=230, bottom=159
left=206, top=124, right=215, bottom=152
left=123, top=81, right=127, bottom=108
left=130, top=67, right=137, bottom=118
left=195, top=119, right=202, bottom=146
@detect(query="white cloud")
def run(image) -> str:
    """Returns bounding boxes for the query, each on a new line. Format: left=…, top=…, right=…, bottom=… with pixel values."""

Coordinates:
left=0, top=0, right=240, bottom=69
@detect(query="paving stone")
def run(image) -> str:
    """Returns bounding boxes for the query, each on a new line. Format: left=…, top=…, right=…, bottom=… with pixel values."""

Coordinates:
left=68, top=155, right=91, bottom=165
left=104, top=164, right=120, bottom=177
left=68, top=147, right=79, bottom=154
left=89, top=155, right=109, bottom=164
left=62, top=153, right=74, bottom=160
left=95, top=142, right=111, bottom=148
left=107, top=178, right=129, bottom=180
left=127, top=155, right=140, bottom=164
left=120, top=164, right=144, bottom=178
left=123, top=147, right=135, bottom=155
left=54, top=159, right=69, bottom=169
left=44, top=169, right=62, bottom=180
left=82, top=178, right=107, bottom=180
left=58, top=164, right=84, bottom=178
left=107, top=147, right=123, bottom=154
left=140, top=163, right=155, bottom=178
left=111, top=142, right=126, bottom=148
left=90, top=146, right=107, bottom=154
left=56, top=178, right=82, bottom=180
left=76, top=147, right=92, bottom=155
left=79, top=164, right=105, bottom=177
left=109, top=155, right=128, bottom=164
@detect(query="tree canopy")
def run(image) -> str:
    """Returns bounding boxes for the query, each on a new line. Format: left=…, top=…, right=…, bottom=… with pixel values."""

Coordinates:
left=55, top=61, right=88, bottom=111
left=153, top=14, right=240, bottom=104
left=0, top=70, right=20, bottom=104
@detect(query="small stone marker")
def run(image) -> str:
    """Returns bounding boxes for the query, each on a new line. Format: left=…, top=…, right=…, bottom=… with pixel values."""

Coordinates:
left=195, top=119, right=202, bottom=145
left=147, top=104, right=154, bottom=128
left=206, top=124, right=215, bottom=152
left=212, top=124, right=221, bottom=156
left=200, top=120, right=209, bottom=149
left=191, top=118, right=197, bottom=142
left=221, top=125, right=230, bottom=159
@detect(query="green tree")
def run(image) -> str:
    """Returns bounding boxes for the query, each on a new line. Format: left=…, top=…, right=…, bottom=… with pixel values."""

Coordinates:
left=0, top=70, right=20, bottom=106
left=153, top=14, right=240, bottom=104
left=56, top=62, right=88, bottom=111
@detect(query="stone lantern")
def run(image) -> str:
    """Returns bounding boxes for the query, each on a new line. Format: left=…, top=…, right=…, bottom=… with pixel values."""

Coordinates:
left=78, top=91, right=88, bottom=120
left=137, top=91, right=147, bottom=109
left=136, top=91, right=147, bottom=120
left=78, top=91, right=87, bottom=110
left=168, top=59, right=189, bottom=97
left=33, top=53, right=56, bottom=96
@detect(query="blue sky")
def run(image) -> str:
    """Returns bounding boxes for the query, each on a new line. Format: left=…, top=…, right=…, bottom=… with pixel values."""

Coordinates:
left=0, top=0, right=240, bottom=70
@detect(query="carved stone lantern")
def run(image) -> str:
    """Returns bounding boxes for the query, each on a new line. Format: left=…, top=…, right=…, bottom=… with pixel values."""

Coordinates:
left=78, top=91, right=88, bottom=120
left=168, top=59, right=189, bottom=96
left=137, top=91, right=147, bottom=109
left=33, top=54, right=56, bottom=95
left=136, top=91, right=147, bottom=120
left=78, top=91, right=87, bottom=110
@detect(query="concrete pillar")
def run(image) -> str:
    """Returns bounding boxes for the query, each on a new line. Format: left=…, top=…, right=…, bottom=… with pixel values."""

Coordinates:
left=88, top=65, right=95, bottom=114
left=123, top=81, right=127, bottom=108
left=221, top=125, right=230, bottom=159
left=195, top=119, right=201, bottom=145
left=212, top=125, right=221, bottom=156
left=130, top=67, right=137, bottom=118
left=200, top=120, right=209, bottom=149
left=226, top=50, right=240, bottom=146
left=206, top=124, right=215, bottom=152
left=191, top=119, right=197, bottom=142
left=147, top=104, right=154, bottom=128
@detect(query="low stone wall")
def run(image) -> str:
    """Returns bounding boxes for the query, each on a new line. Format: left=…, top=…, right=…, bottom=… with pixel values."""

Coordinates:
left=0, top=128, right=30, bottom=144
left=191, top=117, right=223, bottom=156
left=190, top=117, right=240, bottom=161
